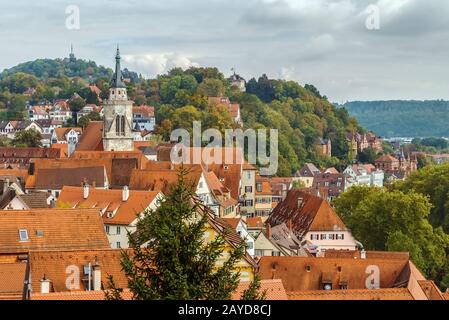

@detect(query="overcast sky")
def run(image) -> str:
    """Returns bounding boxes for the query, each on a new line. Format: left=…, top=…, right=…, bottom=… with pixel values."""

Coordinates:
left=1, top=0, right=449, bottom=102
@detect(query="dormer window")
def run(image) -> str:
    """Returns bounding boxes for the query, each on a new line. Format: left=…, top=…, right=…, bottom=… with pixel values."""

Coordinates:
left=19, top=229, right=29, bottom=242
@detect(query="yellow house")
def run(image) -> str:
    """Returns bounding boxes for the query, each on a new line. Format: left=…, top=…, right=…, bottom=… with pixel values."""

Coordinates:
left=197, top=200, right=257, bottom=282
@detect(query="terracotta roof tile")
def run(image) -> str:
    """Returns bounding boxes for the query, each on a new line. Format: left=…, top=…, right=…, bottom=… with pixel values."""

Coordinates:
left=232, top=280, right=288, bottom=300
left=0, top=209, right=110, bottom=254
left=246, top=217, right=264, bottom=229
left=28, top=249, right=128, bottom=293
left=0, top=263, right=26, bottom=297
left=129, top=167, right=202, bottom=194
left=31, top=289, right=133, bottom=300
left=287, top=288, right=414, bottom=300
left=57, top=186, right=161, bottom=225
left=77, top=121, right=104, bottom=151
left=34, top=166, right=106, bottom=189
left=18, top=193, right=48, bottom=209
left=268, top=190, right=347, bottom=239
left=259, top=255, right=411, bottom=293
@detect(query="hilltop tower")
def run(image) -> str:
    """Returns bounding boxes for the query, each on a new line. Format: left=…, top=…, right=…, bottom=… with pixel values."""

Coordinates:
left=69, top=44, right=76, bottom=62
left=102, top=46, right=134, bottom=151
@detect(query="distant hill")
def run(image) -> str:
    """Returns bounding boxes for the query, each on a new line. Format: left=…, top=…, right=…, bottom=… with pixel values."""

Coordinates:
left=0, top=58, right=113, bottom=82
left=342, top=100, right=449, bottom=138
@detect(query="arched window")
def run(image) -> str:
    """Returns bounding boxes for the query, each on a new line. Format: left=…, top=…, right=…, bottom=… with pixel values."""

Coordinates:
left=115, top=115, right=126, bottom=136
left=116, top=116, right=120, bottom=135
left=120, top=116, right=126, bottom=136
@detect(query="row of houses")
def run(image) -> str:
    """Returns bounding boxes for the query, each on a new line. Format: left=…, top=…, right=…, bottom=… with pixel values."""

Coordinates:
left=294, top=163, right=385, bottom=201
left=0, top=196, right=445, bottom=300
left=314, top=132, right=383, bottom=158
left=0, top=49, right=445, bottom=301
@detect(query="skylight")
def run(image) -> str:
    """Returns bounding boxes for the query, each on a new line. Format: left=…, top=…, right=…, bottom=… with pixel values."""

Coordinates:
left=19, top=229, right=29, bottom=242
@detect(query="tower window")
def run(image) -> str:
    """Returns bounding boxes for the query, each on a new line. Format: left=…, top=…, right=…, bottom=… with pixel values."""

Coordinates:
left=116, top=115, right=126, bottom=136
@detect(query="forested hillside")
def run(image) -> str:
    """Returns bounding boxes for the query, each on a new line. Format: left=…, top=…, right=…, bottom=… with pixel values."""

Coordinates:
left=343, top=100, right=449, bottom=138
left=0, top=58, right=365, bottom=175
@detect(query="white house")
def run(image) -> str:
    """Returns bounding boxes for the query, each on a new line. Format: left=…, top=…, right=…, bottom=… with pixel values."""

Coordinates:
left=57, top=185, right=163, bottom=249
left=268, top=190, right=359, bottom=255
left=344, top=164, right=384, bottom=188
left=220, top=218, right=255, bottom=257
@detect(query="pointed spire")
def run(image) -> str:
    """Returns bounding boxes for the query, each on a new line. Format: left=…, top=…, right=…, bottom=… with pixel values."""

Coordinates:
left=111, top=45, right=125, bottom=88
left=69, top=44, right=76, bottom=62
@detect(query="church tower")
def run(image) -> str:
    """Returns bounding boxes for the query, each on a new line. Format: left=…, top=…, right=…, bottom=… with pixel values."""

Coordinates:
left=102, top=47, right=134, bottom=151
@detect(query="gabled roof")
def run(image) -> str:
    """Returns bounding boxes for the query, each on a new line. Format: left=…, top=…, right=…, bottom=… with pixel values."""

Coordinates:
left=376, top=154, right=398, bottom=163
left=0, top=209, right=110, bottom=254
left=0, top=263, right=26, bottom=300
left=34, top=166, right=106, bottom=189
left=53, top=127, right=82, bottom=141
left=259, top=255, right=409, bottom=293
left=246, top=217, right=264, bottom=229
left=28, top=249, right=128, bottom=294
left=132, top=105, right=155, bottom=118
left=18, top=193, right=48, bottom=209
left=295, top=163, right=320, bottom=177
left=129, top=167, right=203, bottom=194
left=57, top=186, right=161, bottom=225
left=76, top=121, right=104, bottom=151
left=267, top=190, right=348, bottom=239
left=219, top=218, right=242, bottom=230
left=0, top=147, right=61, bottom=160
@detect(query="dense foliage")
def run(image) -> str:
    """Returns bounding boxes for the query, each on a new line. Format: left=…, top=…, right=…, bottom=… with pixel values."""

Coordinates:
left=343, top=100, right=449, bottom=138
left=334, top=164, right=449, bottom=290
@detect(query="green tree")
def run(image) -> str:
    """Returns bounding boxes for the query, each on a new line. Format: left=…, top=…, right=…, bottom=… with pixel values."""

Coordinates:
left=106, top=169, right=247, bottom=300
left=241, top=274, right=267, bottom=300
left=333, top=186, right=449, bottom=281
left=357, top=147, right=377, bottom=164
left=12, top=129, right=43, bottom=147
left=78, top=111, right=101, bottom=129
left=197, top=78, right=225, bottom=97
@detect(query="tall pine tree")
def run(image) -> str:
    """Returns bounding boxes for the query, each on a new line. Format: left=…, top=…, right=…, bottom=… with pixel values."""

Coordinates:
left=106, top=168, right=257, bottom=300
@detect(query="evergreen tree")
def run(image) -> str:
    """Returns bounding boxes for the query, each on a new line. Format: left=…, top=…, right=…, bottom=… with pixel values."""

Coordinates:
left=241, top=274, right=267, bottom=300
left=106, top=168, right=249, bottom=300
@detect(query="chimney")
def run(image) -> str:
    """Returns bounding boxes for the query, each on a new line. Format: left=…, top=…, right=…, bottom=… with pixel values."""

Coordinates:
left=92, top=259, right=102, bottom=291
left=361, top=250, right=367, bottom=259
left=83, top=183, right=89, bottom=199
left=266, top=223, right=271, bottom=239
left=40, top=275, right=51, bottom=294
left=122, top=186, right=129, bottom=202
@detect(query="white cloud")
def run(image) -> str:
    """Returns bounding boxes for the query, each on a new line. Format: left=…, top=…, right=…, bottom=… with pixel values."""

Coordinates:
left=122, top=53, right=199, bottom=77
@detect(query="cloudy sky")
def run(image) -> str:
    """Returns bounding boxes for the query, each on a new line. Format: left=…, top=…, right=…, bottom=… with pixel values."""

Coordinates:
left=1, top=0, right=449, bottom=102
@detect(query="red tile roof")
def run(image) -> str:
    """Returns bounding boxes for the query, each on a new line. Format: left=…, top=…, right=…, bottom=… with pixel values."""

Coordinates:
left=259, top=255, right=410, bottom=293
left=133, top=105, right=155, bottom=118
left=57, top=186, right=161, bottom=225
left=232, top=279, right=288, bottom=300
left=0, top=263, right=26, bottom=299
left=268, top=190, right=347, bottom=238
left=0, top=209, right=110, bottom=254
left=33, top=166, right=107, bottom=189
left=28, top=249, right=128, bottom=294
left=77, top=121, right=104, bottom=151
